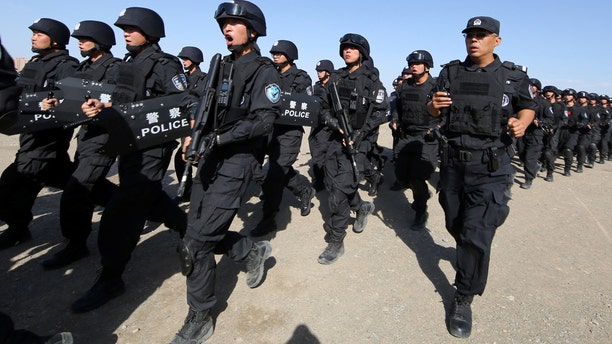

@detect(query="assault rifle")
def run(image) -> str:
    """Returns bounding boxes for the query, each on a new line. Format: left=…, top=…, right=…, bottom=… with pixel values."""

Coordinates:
left=328, top=82, right=359, bottom=181
left=177, top=53, right=223, bottom=198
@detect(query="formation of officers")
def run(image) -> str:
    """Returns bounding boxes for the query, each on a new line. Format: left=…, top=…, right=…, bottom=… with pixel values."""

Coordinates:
left=0, top=2, right=608, bottom=342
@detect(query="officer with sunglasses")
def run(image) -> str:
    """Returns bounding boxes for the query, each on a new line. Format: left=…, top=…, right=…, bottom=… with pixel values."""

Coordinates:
left=316, top=33, right=387, bottom=265
left=427, top=16, right=536, bottom=338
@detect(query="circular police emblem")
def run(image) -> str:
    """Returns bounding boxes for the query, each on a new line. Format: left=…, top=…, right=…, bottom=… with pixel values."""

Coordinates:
left=265, top=83, right=281, bottom=103
left=501, top=94, right=510, bottom=107
left=473, top=19, right=482, bottom=26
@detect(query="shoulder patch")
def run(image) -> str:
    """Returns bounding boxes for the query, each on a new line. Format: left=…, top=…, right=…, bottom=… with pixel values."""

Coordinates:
left=265, top=83, right=281, bottom=103
left=172, top=74, right=187, bottom=91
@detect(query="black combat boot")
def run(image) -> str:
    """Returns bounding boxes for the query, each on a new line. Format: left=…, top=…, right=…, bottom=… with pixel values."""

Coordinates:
left=447, top=292, right=474, bottom=338
left=563, top=167, right=571, bottom=176
left=299, top=187, right=316, bottom=216
left=250, top=213, right=277, bottom=237
left=71, top=269, right=125, bottom=313
left=576, top=164, right=583, bottom=173
left=520, top=179, right=533, bottom=189
left=411, top=211, right=428, bottom=231
left=317, top=240, right=344, bottom=265
left=0, top=227, right=31, bottom=250
left=367, top=172, right=382, bottom=196
left=170, top=309, right=214, bottom=344
left=245, top=241, right=272, bottom=288
left=353, top=201, right=375, bottom=233
left=598, top=155, right=606, bottom=164
left=41, top=241, right=89, bottom=270
left=544, top=171, right=554, bottom=182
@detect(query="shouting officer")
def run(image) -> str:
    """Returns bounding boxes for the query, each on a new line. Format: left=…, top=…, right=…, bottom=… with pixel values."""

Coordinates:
left=308, top=59, right=335, bottom=192
left=41, top=20, right=122, bottom=269
left=250, top=39, right=314, bottom=236
left=316, top=33, right=386, bottom=265
left=170, top=1, right=278, bottom=342
left=427, top=16, right=535, bottom=338
left=390, top=50, right=440, bottom=230
left=0, top=18, right=78, bottom=249
left=73, top=7, right=188, bottom=312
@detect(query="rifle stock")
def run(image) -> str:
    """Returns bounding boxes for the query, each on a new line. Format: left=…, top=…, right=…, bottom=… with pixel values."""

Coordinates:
left=329, top=82, right=359, bottom=181
left=177, top=53, right=222, bottom=198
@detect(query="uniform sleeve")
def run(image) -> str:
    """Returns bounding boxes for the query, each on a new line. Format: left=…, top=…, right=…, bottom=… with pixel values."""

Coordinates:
left=513, top=74, right=537, bottom=112
left=151, top=57, right=188, bottom=97
left=293, top=71, right=312, bottom=94
left=363, top=79, right=388, bottom=132
left=216, top=64, right=281, bottom=145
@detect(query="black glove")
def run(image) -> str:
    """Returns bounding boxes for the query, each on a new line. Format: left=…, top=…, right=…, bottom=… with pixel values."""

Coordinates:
left=325, top=117, right=340, bottom=131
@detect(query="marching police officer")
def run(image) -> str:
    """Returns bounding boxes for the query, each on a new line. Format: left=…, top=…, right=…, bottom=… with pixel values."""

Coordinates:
left=558, top=88, right=579, bottom=176
left=540, top=85, right=564, bottom=182
left=574, top=91, right=593, bottom=173
left=250, top=39, right=314, bottom=236
left=518, top=78, right=545, bottom=189
left=597, top=94, right=610, bottom=163
left=173, top=46, right=207, bottom=203
left=316, top=33, right=386, bottom=265
left=0, top=18, right=79, bottom=249
left=586, top=93, right=602, bottom=167
left=308, top=59, right=334, bottom=191
left=427, top=16, right=536, bottom=338
left=73, top=7, right=188, bottom=312
left=390, top=50, right=440, bottom=229
left=170, top=1, right=278, bottom=342
left=41, top=20, right=122, bottom=269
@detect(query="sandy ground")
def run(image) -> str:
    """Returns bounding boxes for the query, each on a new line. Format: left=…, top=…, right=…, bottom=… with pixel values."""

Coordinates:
left=0, top=126, right=610, bottom=344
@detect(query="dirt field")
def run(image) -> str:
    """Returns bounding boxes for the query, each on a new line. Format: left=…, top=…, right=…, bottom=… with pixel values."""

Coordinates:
left=0, top=127, right=610, bottom=344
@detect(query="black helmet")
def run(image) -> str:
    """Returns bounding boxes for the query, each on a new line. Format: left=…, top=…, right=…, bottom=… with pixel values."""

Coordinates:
left=177, top=46, right=203, bottom=64
left=315, top=59, right=334, bottom=73
left=577, top=91, right=590, bottom=99
left=114, top=7, right=165, bottom=39
left=406, top=50, right=434, bottom=68
left=599, top=94, right=609, bottom=102
left=562, top=88, right=576, bottom=96
left=589, top=92, right=598, bottom=100
left=214, top=0, right=266, bottom=37
left=339, top=33, right=370, bottom=61
left=529, top=78, right=542, bottom=90
left=542, top=85, right=560, bottom=95
left=270, top=40, right=298, bottom=61
left=29, top=18, right=70, bottom=46
left=71, top=20, right=116, bottom=47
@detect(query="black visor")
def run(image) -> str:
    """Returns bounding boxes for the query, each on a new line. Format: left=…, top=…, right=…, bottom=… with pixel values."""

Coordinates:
left=215, top=2, right=247, bottom=17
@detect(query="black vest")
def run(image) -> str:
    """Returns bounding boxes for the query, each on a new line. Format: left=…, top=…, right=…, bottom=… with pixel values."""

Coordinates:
left=73, top=55, right=121, bottom=82
left=397, top=76, right=438, bottom=130
left=18, top=52, right=79, bottom=92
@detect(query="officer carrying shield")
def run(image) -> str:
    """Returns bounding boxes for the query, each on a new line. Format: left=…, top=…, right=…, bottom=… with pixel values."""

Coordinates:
left=0, top=18, right=78, bottom=249
left=249, top=39, right=315, bottom=236
left=41, top=20, right=122, bottom=269
left=73, top=7, right=188, bottom=313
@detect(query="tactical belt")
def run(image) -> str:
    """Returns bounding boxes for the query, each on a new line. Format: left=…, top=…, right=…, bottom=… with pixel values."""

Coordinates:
left=449, top=146, right=506, bottom=162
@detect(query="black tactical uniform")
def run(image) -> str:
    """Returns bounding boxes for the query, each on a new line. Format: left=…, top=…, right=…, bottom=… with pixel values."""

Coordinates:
left=316, top=33, right=386, bottom=265
left=173, top=46, right=207, bottom=203
left=391, top=50, right=440, bottom=229
left=251, top=40, right=314, bottom=236
left=308, top=59, right=334, bottom=192
left=0, top=39, right=20, bottom=132
left=517, top=79, right=545, bottom=189
left=558, top=89, right=580, bottom=176
left=574, top=92, right=593, bottom=172
left=429, top=16, right=537, bottom=339
left=171, top=2, right=278, bottom=343
left=72, top=7, right=188, bottom=313
left=0, top=18, right=78, bottom=249
left=586, top=93, right=602, bottom=167
left=540, top=86, right=564, bottom=182
left=597, top=95, right=610, bottom=163
left=41, top=21, right=122, bottom=269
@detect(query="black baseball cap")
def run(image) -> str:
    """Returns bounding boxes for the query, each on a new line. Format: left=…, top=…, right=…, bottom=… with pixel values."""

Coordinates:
left=462, top=16, right=500, bottom=35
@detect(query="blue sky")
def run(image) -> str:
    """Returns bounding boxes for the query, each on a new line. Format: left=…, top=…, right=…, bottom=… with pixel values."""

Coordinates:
left=2, top=1, right=612, bottom=96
